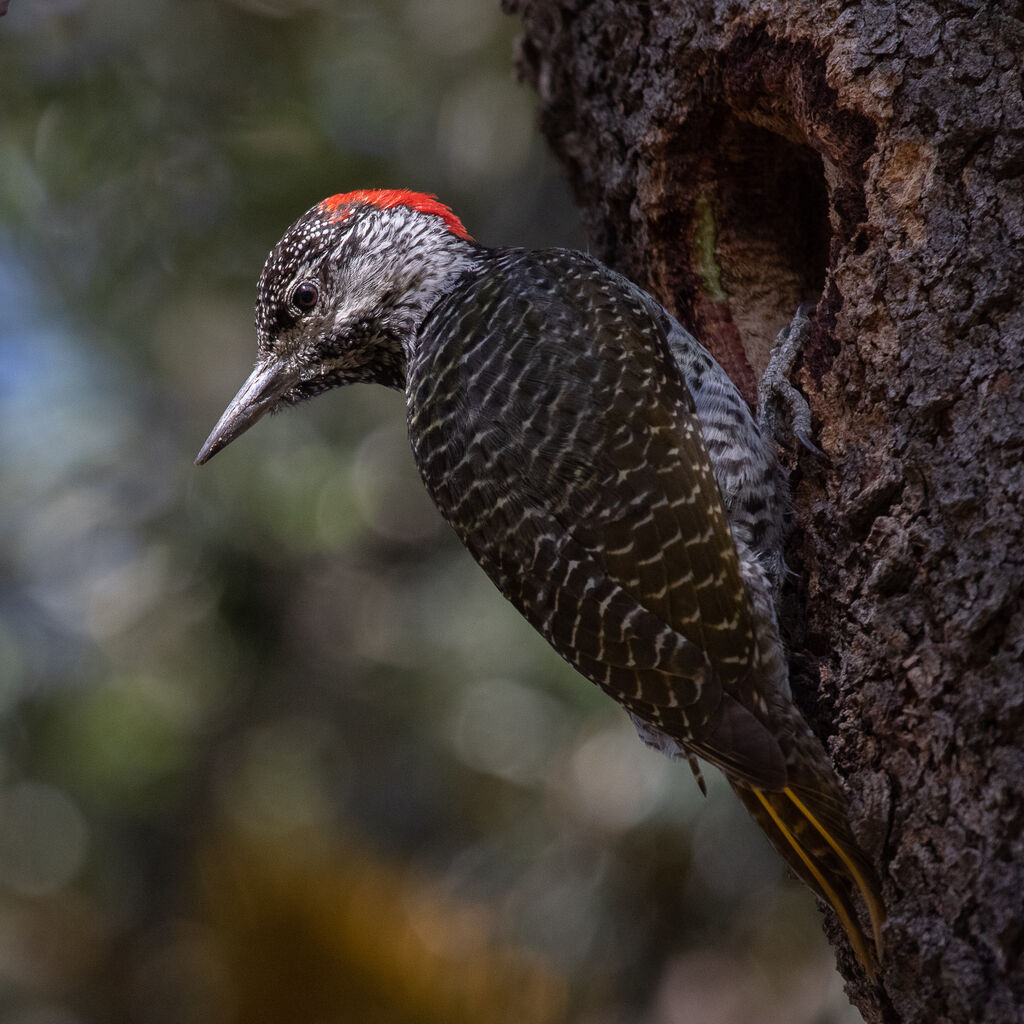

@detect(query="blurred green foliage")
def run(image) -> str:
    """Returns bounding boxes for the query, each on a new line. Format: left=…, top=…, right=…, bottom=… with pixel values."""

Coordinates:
left=1, top=2, right=860, bottom=1022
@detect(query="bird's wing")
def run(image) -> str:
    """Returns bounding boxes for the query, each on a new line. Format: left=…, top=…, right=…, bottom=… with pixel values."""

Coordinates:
left=409, top=250, right=782, bottom=782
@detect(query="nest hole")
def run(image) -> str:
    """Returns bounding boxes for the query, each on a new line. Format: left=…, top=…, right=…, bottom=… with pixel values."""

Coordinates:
left=708, top=119, right=830, bottom=373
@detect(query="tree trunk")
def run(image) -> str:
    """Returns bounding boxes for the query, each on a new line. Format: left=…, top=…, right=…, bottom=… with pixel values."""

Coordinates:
left=504, top=2, right=1024, bottom=1021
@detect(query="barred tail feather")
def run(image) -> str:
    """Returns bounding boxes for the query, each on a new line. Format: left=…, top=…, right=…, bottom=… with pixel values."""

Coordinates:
left=736, top=784, right=885, bottom=979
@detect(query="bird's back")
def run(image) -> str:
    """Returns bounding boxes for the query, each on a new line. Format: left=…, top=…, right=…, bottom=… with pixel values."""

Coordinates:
left=406, top=247, right=787, bottom=780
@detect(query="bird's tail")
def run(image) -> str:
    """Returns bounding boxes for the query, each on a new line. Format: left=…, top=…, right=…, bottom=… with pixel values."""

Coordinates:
left=734, top=778, right=885, bottom=979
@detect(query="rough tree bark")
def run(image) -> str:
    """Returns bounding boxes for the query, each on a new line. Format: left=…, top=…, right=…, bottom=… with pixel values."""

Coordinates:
left=504, top=2, right=1024, bottom=1022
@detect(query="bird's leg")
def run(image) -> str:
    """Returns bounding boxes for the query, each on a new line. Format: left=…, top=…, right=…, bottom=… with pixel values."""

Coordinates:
left=686, top=754, right=708, bottom=797
left=757, top=303, right=824, bottom=457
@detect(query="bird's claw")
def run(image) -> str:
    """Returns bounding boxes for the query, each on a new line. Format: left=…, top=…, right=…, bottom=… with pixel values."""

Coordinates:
left=758, top=304, right=825, bottom=458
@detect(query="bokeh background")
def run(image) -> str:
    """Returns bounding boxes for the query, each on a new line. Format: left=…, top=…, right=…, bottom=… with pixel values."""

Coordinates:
left=2, top=2, right=860, bottom=1021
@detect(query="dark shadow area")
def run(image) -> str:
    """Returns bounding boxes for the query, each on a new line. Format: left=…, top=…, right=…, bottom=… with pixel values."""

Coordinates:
left=713, top=118, right=831, bottom=373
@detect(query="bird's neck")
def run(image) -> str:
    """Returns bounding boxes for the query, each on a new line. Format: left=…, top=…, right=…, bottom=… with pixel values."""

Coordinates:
left=386, top=237, right=483, bottom=387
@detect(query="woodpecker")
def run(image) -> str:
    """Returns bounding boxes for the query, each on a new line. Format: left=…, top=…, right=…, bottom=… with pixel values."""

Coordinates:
left=196, top=189, right=884, bottom=974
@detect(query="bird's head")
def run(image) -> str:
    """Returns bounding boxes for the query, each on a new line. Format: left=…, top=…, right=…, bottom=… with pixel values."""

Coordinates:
left=196, top=189, right=475, bottom=465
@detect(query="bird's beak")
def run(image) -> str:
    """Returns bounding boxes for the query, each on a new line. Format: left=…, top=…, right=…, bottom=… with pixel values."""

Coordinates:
left=195, top=357, right=297, bottom=465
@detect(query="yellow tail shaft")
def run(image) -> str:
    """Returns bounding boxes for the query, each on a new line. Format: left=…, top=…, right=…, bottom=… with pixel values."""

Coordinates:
left=746, top=785, right=885, bottom=979
left=781, top=786, right=885, bottom=958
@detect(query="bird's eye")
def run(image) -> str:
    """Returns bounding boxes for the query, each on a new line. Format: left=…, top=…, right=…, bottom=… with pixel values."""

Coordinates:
left=291, top=281, right=319, bottom=312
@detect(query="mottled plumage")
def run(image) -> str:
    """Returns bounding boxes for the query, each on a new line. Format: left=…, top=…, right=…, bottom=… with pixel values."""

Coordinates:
left=410, top=249, right=769, bottom=768
left=196, top=190, right=884, bottom=975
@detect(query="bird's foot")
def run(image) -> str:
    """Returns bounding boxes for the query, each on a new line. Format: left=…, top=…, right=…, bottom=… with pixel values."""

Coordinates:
left=757, top=303, right=824, bottom=457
